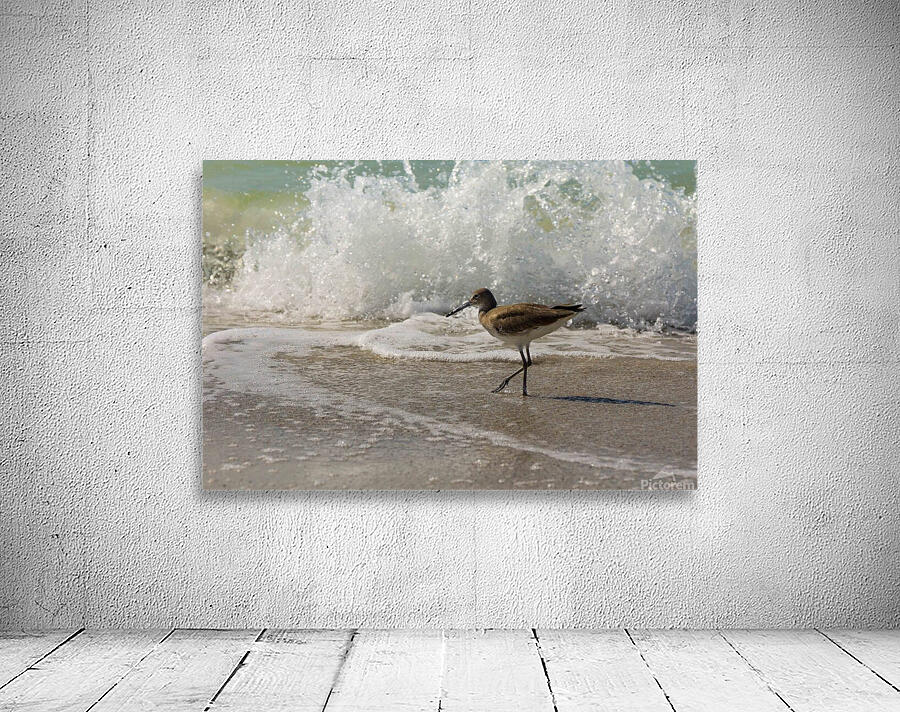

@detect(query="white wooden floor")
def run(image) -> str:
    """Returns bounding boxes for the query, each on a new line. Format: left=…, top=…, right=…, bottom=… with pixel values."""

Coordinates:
left=0, top=629, right=898, bottom=711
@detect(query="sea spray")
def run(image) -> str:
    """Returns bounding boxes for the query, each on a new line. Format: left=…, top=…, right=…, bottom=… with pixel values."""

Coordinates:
left=203, top=160, right=697, bottom=331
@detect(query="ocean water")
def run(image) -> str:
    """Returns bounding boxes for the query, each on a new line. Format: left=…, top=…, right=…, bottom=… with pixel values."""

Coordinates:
left=202, top=160, right=697, bottom=346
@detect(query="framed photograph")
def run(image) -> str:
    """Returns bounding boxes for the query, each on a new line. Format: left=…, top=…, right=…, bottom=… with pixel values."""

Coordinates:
left=202, top=161, right=696, bottom=490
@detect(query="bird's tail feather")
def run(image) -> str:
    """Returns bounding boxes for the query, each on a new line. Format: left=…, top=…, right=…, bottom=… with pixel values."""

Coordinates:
left=552, top=303, right=585, bottom=312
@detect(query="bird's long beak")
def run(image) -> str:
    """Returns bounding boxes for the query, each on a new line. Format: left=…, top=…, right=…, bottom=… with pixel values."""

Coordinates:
left=445, top=300, right=471, bottom=317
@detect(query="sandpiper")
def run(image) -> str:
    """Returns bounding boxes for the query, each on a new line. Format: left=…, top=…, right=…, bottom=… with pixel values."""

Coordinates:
left=446, top=288, right=585, bottom=396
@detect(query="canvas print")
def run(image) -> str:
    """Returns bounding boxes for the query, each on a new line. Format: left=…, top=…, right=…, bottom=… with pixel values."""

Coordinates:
left=202, top=160, right=697, bottom=490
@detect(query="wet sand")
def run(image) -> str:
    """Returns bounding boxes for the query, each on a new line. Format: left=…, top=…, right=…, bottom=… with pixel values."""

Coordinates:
left=203, top=332, right=696, bottom=490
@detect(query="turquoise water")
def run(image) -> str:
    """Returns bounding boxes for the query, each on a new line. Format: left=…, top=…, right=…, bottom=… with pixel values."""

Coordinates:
left=203, top=159, right=695, bottom=196
left=202, top=160, right=697, bottom=331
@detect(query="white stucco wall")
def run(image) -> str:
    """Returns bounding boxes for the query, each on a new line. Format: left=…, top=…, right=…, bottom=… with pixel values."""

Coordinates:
left=1, top=0, right=898, bottom=627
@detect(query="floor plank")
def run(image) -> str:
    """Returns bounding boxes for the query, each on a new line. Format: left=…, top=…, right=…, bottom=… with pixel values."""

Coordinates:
left=0, top=630, right=81, bottom=688
left=0, top=629, right=168, bottom=712
left=535, top=629, right=672, bottom=712
left=821, top=630, right=900, bottom=692
left=210, top=630, right=353, bottom=711
left=88, top=629, right=261, bottom=712
left=630, top=630, right=788, bottom=712
left=323, top=630, right=444, bottom=711
left=724, top=630, right=900, bottom=712
left=440, top=629, right=555, bottom=712
left=0, top=628, right=895, bottom=711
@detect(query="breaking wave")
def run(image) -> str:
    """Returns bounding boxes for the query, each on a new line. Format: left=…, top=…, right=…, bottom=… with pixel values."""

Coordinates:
left=203, top=160, right=697, bottom=331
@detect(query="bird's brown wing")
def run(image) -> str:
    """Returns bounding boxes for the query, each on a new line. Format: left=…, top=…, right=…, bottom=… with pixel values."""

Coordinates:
left=486, top=303, right=579, bottom=335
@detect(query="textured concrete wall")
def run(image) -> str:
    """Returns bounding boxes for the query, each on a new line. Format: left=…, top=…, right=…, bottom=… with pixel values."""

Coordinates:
left=2, top=0, right=898, bottom=627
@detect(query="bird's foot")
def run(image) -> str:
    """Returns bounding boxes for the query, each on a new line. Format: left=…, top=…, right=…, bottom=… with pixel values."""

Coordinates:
left=492, top=380, right=510, bottom=394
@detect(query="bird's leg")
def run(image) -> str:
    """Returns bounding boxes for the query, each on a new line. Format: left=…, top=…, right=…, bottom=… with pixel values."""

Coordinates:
left=525, top=345, right=532, bottom=366
left=491, top=365, right=524, bottom=393
left=491, top=348, right=528, bottom=394
left=521, top=348, right=528, bottom=396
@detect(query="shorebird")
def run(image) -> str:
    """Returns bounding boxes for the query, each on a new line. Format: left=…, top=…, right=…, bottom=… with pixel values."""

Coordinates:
left=445, top=288, right=585, bottom=396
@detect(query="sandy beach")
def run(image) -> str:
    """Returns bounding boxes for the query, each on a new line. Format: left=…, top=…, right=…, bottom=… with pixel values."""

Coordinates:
left=202, top=326, right=696, bottom=490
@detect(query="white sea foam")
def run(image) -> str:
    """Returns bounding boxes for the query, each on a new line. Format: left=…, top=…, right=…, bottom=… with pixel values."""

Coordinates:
left=356, top=312, right=695, bottom=362
left=206, top=161, right=697, bottom=330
